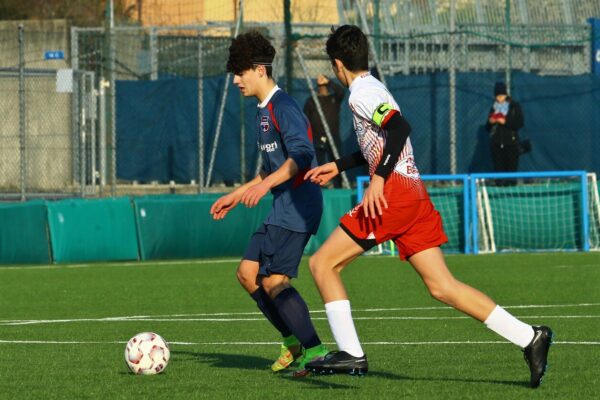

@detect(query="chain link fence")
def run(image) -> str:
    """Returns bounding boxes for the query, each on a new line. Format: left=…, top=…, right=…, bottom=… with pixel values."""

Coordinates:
left=1, top=1, right=599, bottom=198
left=0, top=21, right=95, bottom=199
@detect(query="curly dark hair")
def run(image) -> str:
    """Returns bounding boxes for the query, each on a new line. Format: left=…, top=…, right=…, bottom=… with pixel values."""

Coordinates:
left=226, top=31, right=276, bottom=77
left=326, top=25, right=369, bottom=72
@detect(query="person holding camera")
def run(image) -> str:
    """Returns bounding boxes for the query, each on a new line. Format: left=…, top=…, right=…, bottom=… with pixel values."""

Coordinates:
left=486, top=82, right=525, bottom=185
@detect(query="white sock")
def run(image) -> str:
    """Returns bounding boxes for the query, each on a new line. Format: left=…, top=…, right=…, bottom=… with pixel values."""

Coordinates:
left=484, top=305, right=534, bottom=348
left=324, top=300, right=364, bottom=357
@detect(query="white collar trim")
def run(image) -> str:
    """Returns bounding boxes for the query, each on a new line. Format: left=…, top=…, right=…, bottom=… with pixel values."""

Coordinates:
left=349, top=72, right=371, bottom=92
left=258, top=85, right=281, bottom=108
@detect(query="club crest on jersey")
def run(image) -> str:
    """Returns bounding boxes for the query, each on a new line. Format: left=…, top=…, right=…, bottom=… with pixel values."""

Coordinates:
left=260, top=116, right=270, bottom=132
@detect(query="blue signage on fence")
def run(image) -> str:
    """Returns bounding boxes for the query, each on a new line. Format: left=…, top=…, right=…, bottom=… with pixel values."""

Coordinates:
left=589, top=18, right=600, bottom=76
left=44, top=50, right=64, bottom=60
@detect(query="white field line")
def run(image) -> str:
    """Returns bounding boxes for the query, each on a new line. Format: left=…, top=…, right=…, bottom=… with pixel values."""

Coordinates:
left=1, top=302, right=599, bottom=326
left=0, top=259, right=241, bottom=271
left=1, top=302, right=600, bottom=326
left=2, top=314, right=600, bottom=326
left=554, top=264, right=600, bottom=269
left=0, top=339, right=598, bottom=346
left=3, top=302, right=600, bottom=325
left=2, top=254, right=598, bottom=271
left=101, top=302, right=600, bottom=319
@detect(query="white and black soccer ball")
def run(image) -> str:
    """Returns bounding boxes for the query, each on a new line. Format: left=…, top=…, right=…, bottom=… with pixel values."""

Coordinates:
left=124, top=332, right=170, bottom=375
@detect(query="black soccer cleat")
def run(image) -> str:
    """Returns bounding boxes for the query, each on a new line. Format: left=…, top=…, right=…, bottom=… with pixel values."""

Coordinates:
left=523, top=325, right=553, bottom=388
left=305, top=351, right=368, bottom=376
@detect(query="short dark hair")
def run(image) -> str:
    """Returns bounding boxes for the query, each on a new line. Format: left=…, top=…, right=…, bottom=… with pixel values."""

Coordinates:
left=226, top=31, right=275, bottom=77
left=326, top=25, right=369, bottom=72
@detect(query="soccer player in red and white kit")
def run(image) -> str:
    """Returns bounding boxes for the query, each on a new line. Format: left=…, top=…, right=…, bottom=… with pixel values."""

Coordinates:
left=304, top=25, right=553, bottom=388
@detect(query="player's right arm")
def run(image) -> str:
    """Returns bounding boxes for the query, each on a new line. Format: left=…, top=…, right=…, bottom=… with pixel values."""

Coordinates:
left=210, top=172, right=266, bottom=220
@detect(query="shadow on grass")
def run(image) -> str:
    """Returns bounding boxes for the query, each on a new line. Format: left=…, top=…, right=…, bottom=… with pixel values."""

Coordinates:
left=172, top=351, right=528, bottom=389
left=369, top=371, right=528, bottom=388
left=172, top=350, right=270, bottom=371
left=172, top=350, right=358, bottom=389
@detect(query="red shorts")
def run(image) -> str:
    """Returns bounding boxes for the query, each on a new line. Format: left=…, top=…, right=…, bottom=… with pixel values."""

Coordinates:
left=340, top=199, right=448, bottom=260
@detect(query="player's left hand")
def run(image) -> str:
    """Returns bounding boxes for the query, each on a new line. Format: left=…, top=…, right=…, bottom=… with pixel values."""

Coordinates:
left=241, top=182, right=270, bottom=208
left=210, top=193, right=240, bottom=220
left=362, top=174, right=388, bottom=219
left=304, top=162, right=339, bottom=186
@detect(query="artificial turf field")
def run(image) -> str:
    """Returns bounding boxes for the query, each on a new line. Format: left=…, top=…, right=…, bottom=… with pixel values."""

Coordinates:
left=0, top=252, right=599, bottom=399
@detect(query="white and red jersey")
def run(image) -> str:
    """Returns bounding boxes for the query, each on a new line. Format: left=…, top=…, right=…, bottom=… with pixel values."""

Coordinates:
left=348, top=73, right=428, bottom=201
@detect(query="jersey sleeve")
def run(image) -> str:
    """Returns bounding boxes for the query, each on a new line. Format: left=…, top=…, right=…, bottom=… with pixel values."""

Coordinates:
left=274, top=100, right=315, bottom=170
left=350, top=89, right=399, bottom=128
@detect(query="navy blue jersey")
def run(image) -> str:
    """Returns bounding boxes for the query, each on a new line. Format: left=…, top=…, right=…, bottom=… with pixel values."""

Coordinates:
left=256, top=89, right=322, bottom=234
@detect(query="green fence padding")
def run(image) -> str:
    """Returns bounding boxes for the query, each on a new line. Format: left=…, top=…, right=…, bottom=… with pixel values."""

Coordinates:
left=134, top=190, right=357, bottom=260
left=0, top=200, right=52, bottom=264
left=134, top=194, right=272, bottom=260
left=47, top=197, right=139, bottom=263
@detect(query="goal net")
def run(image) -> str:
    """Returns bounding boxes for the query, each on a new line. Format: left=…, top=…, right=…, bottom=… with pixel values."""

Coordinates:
left=357, top=171, right=599, bottom=255
left=473, top=171, right=592, bottom=253
left=587, top=172, right=600, bottom=251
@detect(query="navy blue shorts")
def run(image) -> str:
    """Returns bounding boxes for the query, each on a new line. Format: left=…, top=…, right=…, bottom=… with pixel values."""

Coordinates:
left=242, top=224, right=311, bottom=278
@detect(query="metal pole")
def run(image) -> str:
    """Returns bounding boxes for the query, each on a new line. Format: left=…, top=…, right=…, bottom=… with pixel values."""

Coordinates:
left=205, top=79, right=232, bottom=188
left=356, top=0, right=387, bottom=86
left=373, top=0, right=380, bottom=59
left=103, top=0, right=117, bottom=196
left=71, top=27, right=80, bottom=189
left=295, top=47, right=350, bottom=189
left=108, top=0, right=114, bottom=36
left=240, top=94, right=246, bottom=184
left=449, top=0, right=457, bottom=175
left=109, top=0, right=117, bottom=197
left=80, top=73, right=87, bottom=197
left=99, top=79, right=108, bottom=195
left=198, top=33, right=204, bottom=193
left=72, top=68, right=81, bottom=191
left=70, top=27, right=79, bottom=71
left=18, top=24, right=26, bottom=201
left=150, top=27, right=158, bottom=80
left=89, top=73, right=97, bottom=195
left=205, top=0, right=243, bottom=188
left=505, top=0, right=511, bottom=91
left=284, top=0, right=293, bottom=95
left=239, top=4, right=245, bottom=184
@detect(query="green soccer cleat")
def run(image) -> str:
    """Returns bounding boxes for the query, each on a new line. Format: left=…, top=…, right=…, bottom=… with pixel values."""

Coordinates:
left=271, top=342, right=303, bottom=372
left=292, top=344, right=329, bottom=378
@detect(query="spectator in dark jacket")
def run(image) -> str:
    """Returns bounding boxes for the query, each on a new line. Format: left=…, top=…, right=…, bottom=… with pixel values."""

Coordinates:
left=304, top=74, right=345, bottom=187
left=486, top=82, right=524, bottom=185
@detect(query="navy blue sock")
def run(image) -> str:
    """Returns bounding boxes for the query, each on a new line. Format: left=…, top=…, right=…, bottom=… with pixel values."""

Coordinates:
left=250, top=287, right=292, bottom=337
left=272, top=287, right=322, bottom=349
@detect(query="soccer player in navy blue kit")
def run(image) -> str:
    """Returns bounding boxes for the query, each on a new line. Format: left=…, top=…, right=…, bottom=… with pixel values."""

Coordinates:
left=210, top=31, right=328, bottom=376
